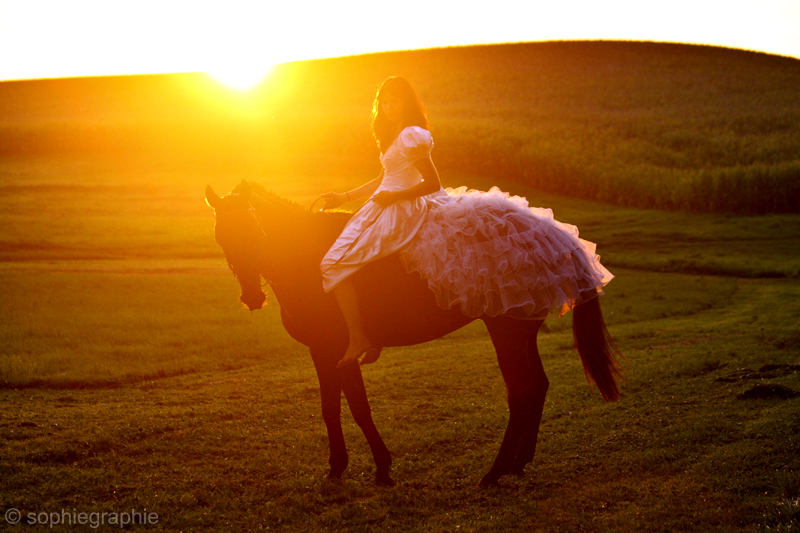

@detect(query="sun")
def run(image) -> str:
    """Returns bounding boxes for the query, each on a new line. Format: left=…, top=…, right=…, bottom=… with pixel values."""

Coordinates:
left=207, top=64, right=275, bottom=91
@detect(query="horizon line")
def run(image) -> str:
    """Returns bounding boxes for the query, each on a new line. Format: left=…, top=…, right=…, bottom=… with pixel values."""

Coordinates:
left=2, top=39, right=798, bottom=84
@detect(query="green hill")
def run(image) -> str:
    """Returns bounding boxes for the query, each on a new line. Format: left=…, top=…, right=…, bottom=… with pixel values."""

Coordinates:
left=1, top=41, right=799, bottom=213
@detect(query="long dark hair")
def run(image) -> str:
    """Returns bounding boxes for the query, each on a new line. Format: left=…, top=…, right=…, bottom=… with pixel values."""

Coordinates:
left=371, top=77, right=430, bottom=153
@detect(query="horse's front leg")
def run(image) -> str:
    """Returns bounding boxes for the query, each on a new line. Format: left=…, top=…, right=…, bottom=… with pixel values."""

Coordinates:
left=340, top=364, right=395, bottom=486
left=311, top=349, right=348, bottom=480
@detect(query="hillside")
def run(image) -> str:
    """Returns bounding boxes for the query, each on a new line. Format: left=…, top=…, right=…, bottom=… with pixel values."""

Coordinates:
left=2, top=43, right=800, bottom=530
left=1, top=41, right=799, bottom=213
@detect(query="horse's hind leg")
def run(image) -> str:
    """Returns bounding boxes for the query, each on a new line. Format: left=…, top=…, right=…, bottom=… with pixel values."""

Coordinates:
left=510, top=328, right=549, bottom=476
left=480, top=317, right=545, bottom=487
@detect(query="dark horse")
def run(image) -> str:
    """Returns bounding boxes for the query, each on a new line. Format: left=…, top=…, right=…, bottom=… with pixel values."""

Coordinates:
left=205, top=180, right=622, bottom=487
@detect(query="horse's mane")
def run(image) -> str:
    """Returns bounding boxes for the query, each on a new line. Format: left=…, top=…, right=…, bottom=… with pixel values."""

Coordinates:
left=317, top=210, right=354, bottom=223
left=244, top=182, right=353, bottom=231
left=245, top=184, right=305, bottom=211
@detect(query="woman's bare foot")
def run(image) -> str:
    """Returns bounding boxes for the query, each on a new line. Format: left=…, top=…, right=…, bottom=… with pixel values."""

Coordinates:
left=360, top=347, right=382, bottom=365
left=337, top=337, right=371, bottom=368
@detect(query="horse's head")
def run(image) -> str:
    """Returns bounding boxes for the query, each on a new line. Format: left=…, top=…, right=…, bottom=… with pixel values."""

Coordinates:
left=206, top=181, right=268, bottom=311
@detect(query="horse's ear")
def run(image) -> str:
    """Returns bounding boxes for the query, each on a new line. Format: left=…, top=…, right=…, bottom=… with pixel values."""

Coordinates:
left=238, top=180, right=252, bottom=201
left=205, top=185, right=223, bottom=209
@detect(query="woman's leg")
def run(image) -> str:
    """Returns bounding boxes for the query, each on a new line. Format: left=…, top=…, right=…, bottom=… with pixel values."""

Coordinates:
left=332, top=279, right=372, bottom=367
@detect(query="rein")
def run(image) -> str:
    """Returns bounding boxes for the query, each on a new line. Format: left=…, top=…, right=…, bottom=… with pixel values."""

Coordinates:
left=309, top=197, right=325, bottom=214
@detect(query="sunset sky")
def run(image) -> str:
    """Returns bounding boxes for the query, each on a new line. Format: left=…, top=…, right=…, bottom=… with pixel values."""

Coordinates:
left=1, top=0, right=799, bottom=85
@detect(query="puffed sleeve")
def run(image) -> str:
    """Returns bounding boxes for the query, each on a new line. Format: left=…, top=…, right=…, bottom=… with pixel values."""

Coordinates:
left=397, top=126, right=433, bottom=162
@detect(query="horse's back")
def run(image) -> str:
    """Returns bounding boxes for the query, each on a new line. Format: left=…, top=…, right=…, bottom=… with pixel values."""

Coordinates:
left=354, top=254, right=474, bottom=347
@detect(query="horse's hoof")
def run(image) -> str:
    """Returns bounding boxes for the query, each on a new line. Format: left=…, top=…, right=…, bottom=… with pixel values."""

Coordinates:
left=510, top=465, right=526, bottom=477
left=375, top=472, right=396, bottom=487
left=328, top=467, right=346, bottom=481
left=478, top=474, right=500, bottom=488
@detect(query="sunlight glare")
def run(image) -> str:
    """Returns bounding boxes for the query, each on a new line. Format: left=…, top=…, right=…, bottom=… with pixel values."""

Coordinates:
left=207, top=64, right=275, bottom=91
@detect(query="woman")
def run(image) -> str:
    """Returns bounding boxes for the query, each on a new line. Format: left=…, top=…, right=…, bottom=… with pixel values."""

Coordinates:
left=320, top=77, right=613, bottom=368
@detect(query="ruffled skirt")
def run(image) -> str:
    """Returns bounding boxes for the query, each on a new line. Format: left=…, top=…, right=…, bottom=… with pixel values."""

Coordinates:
left=400, top=187, right=614, bottom=318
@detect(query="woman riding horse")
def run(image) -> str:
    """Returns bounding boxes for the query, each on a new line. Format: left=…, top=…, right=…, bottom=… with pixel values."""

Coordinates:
left=205, top=76, right=622, bottom=486
left=319, top=76, right=614, bottom=367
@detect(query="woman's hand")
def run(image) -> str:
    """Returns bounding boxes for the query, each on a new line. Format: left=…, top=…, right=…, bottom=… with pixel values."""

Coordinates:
left=372, top=190, right=399, bottom=207
left=320, top=192, right=347, bottom=210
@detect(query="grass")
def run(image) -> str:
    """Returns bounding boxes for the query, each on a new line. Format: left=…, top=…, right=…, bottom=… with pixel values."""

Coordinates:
left=2, top=156, right=799, bottom=276
left=0, top=260, right=298, bottom=388
left=1, top=150, right=799, bottom=530
left=1, top=269, right=798, bottom=531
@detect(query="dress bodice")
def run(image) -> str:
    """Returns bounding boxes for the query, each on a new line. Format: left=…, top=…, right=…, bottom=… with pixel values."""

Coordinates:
left=376, top=126, right=434, bottom=193
left=320, top=125, right=438, bottom=292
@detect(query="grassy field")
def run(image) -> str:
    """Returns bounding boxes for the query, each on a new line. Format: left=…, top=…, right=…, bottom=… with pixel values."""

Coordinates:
left=2, top=267, right=799, bottom=532
left=1, top=41, right=800, bottom=531
left=1, top=149, right=799, bottom=530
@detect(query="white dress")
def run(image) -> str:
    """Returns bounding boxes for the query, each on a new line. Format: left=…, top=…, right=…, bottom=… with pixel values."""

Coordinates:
left=321, top=126, right=614, bottom=319
left=321, top=126, right=438, bottom=292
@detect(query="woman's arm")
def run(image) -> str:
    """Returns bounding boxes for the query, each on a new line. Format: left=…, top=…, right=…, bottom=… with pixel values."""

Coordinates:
left=348, top=170, right=384, bottom=201
left=373, top=157, right=441, bottom=207
left=320, top=169, right=384, bottom=209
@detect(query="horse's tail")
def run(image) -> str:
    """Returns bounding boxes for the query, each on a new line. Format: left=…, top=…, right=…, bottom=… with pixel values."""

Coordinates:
left=572, top=295, right=624, bottom=402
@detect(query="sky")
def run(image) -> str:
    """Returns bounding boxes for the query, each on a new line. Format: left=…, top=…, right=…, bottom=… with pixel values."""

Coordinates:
left=1, top=0, right=799, bottom=85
